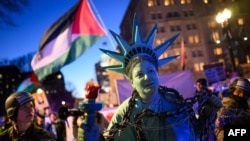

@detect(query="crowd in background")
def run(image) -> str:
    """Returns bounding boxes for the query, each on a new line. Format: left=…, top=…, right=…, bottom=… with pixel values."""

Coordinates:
left=0, top=76, right=249, bottom=141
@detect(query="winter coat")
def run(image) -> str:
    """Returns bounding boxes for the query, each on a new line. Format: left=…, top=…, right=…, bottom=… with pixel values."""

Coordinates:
left=215, top=95, right=250, bottom=141
left=0, top=123, right=56, bottom=141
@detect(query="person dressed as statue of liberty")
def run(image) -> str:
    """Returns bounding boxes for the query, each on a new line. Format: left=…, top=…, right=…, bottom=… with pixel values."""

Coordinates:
left=80, top=14, right=222, bottom=141
left=100, top=14, right=197, bottom=141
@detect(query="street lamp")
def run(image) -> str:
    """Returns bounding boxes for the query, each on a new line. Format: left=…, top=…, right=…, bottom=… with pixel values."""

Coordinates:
left=216, top=8, right=236, bottom=72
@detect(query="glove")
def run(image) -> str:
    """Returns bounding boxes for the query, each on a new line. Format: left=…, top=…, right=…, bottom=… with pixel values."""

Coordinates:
left=78, top=123, right=100, bottom=141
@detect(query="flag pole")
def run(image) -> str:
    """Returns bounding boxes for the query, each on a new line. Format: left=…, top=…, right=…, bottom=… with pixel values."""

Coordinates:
left=89, top=0, right=116, bottom=50
left=180, top=37, right=185, bottom=71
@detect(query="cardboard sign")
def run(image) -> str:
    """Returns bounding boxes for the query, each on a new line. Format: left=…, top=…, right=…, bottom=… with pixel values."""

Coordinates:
left=203, top=62, right=226, bottom=84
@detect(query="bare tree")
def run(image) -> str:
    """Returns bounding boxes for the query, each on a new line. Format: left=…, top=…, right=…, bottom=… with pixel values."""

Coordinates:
left=0, top=0, right=29, bottom=28
left=65, top=81, right=79, bottom=98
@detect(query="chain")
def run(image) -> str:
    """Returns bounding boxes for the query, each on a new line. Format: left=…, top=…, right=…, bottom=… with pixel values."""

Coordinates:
left=105, top=86, right=200, bottom=141
left=105, top=90, right=137, bottom=141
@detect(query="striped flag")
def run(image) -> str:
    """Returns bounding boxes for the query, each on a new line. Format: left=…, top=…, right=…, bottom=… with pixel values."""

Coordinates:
left=181, top=37, right=186, bottom=70
left=31, top=0, right=107, bottom=81
left=17, top=72, right=40, bottom=92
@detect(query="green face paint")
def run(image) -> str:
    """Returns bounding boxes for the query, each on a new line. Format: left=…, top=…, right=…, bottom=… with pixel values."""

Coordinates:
left=131, top=60, right=159, bottom=100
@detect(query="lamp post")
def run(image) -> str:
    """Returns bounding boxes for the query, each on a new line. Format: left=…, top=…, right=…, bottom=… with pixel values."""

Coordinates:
left=216, top=8, right=236, bottom=72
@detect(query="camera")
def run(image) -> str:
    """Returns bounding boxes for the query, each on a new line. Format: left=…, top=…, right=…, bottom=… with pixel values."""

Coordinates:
left=58, top=105, right=85, bottom=120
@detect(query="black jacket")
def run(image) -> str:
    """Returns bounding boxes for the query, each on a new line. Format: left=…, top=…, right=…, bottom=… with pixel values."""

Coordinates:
left=0, top=123, right=56, bottom=141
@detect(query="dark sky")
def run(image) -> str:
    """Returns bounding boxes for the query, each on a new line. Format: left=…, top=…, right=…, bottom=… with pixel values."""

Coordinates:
left=0, top=0, right=130, bottom=98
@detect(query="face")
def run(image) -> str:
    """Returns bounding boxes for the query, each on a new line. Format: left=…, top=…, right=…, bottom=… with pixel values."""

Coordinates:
left=233, top=87, right=249, bottom=98
left=196, top=82, right=203, bottom=92
left=17, top=101, right=35, bottom=123
left=130, top=60, right=159, bottom=100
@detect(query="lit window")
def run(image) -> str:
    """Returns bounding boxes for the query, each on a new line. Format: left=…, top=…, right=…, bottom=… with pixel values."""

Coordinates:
left=214, top=47, right=223, bottom=55
left=208, top=21, right=216, bottom=28
left=159, top=52, right=168, bottom=59
left=199, top=63, right=204, bottom=71
left=148, top=0, right=160, bottom=7
left=194, top=35, right=199, bottom=43
left=0, top=74, right=2, bottom=79
left=212, top=31, right=220, bottom=43
left=164, top=0, right=175, bottom=6
left=181, top=0, right=191, bottom=4
left=237, top=18, right=244, bottom=25
left=194, top=63, right=204, bottom=71
left=218, top=58, right=224, bottom=63
left=194, top=63, right=199, bottom=71
left=148, top=0, right=154, bottom=7
left=247, top=55, right=250, bottom=63
left=188, top=35, right=199, bottom=44
left=156, top=39, right=162, bottom=46
left=189, top=36, right=194, bottom=44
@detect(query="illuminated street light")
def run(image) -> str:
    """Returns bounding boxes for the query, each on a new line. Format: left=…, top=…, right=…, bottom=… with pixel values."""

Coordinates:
left=216, top=8, right=236, bottom=72
left=216, top=9, right=231, bottom=24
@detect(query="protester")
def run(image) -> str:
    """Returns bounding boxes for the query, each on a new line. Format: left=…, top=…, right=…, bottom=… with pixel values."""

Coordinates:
left=45, top=112, right=66, bottom=141
left=97, top=15, right=199, bottom=141
left=215, top=77, right=250, bottom=141
left=195, top=78, right=222, bottom=141
left=0, top=91, right=56, bottom=141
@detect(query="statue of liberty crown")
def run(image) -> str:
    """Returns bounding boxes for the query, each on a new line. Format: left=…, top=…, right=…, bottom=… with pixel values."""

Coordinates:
left=99, top=15, right=180, bottom=75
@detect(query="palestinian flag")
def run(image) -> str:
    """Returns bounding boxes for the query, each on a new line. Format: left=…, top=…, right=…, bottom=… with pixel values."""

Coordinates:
left=31, top=0, right=106, bottom=81
left=17, top=72, right=40, bottom=93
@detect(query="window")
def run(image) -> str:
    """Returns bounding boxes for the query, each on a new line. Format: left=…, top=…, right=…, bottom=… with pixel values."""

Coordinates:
left=208, top=21, right=216, bottom=28
left=181, top=0, right=192, bottom=4
left=159, top=52, right=168, bottom=59
left=166, top=12, right=180, bottom=18
left=218, top=58, right=224, bottom=63
left=167, top=12, right=173, bottom=18
left=158, top=26, right=165, bottom=33
left=183, top=10, right=194, bottom=17
left=194, top=63, right=199, bottom=71
left=237, top=18, right=244, bottom=25
left=176, top=25, right=181, bottom=31
left=199, top=63, right=204, bottom=71
left=191, top=51, right=197, bottom=57
left=173, top=12, right=180, bottom=17
left=197, top=50, right=203, bottom=57
left=164, top=0, right=175, bottom=6
left=246, top=55, right=250, bottom=63
left=151, top=13, right=162, bottom=20
left=188, top=35, right=199, bottom=44
left=186, top=23, right=197, bottom=30
left=194, top=35, right=199, bottom=43
left=194, top=62, right=204, bottom=71
left=170, top=25, right=181, bottom=32
left=214, top=47, right=223, bottom=55
left=212, top=31, right=220, bottom=43
left=157, top=13, right=162, bottom=19
left=148, top=0, right=160, bottom=7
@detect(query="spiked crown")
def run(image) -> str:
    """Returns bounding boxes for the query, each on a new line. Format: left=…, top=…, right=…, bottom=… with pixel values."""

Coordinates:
left=100, top=15, right=179, bottom=75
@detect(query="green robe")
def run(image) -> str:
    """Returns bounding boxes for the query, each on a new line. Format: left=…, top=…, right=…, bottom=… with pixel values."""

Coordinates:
left=105, top=91, right=196, bottom=141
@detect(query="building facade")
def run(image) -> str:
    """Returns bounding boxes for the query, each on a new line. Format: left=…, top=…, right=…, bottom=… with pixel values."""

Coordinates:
left=119, top=0, right=250, bottom=81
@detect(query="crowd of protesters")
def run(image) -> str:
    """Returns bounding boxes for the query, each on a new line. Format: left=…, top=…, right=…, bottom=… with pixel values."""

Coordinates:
left=0, top=76, right=249, bottom=141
